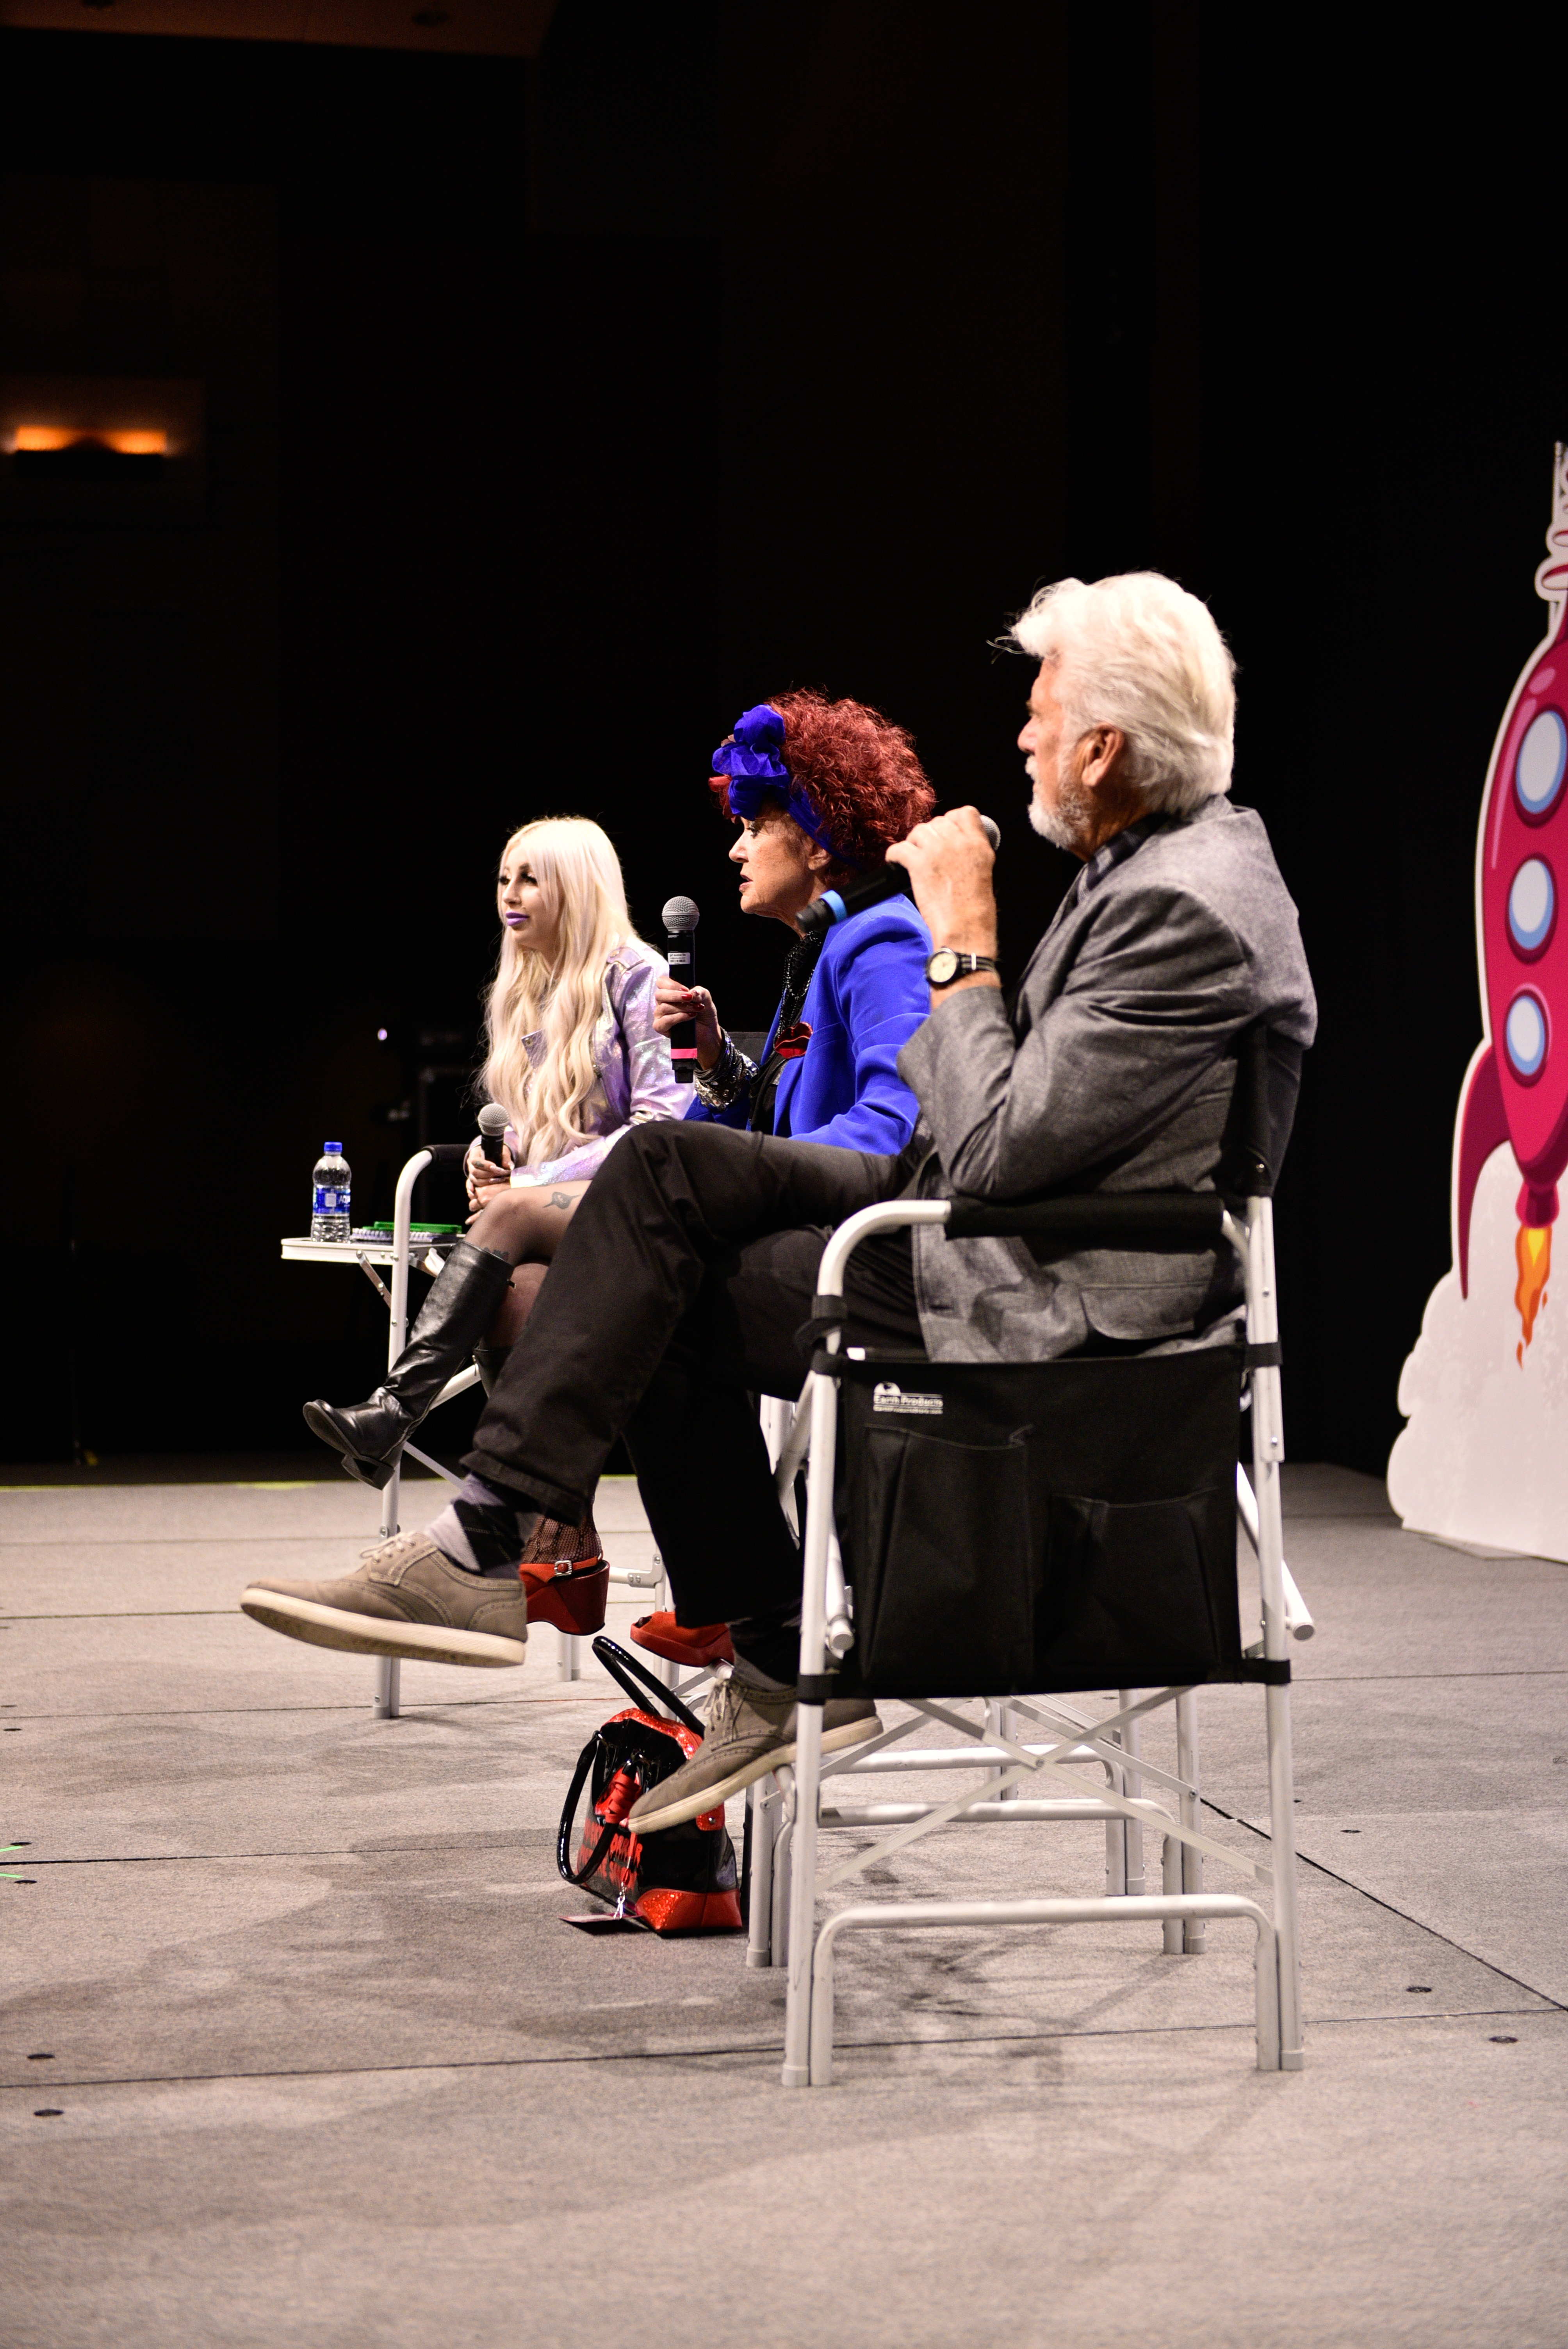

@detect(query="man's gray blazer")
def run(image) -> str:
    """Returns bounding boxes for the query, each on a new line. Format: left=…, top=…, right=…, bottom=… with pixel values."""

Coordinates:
left=896, top=798, right=1317, bottom=1362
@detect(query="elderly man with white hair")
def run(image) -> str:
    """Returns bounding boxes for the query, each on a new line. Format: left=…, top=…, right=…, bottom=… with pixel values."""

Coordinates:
left=886, top=568, right=1315, bottom=1363
left=242, top=573, right=1316, bottom=1825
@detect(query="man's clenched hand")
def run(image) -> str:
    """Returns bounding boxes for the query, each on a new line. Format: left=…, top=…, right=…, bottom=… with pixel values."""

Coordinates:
left=886, top=808, right=1000, bottom=995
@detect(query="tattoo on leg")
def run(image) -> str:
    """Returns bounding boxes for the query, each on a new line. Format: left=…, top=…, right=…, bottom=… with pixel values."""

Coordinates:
left=549, top=1190, right=573, bottom=1210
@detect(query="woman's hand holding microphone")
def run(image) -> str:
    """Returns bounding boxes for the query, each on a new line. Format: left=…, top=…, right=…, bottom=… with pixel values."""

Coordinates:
left=465, top=1135, right=514, bottom=1212
left=653, top=976, right=724, bottom=1073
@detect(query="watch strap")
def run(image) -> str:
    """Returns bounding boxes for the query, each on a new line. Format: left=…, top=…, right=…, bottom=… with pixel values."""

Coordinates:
left=927, top=950, right=1002, bottom=986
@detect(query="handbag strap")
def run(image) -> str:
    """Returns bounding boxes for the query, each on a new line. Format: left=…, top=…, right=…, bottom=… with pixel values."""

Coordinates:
left=556, top=1727, right=652, bottom=1891
left=556, top=1730, right=612, bottom=1885
left=591, top=1635, right=705, bottom=1736
left=557, top=1702, right=704, bottom=1890
left=564, top=1809, right=625, bottom=1893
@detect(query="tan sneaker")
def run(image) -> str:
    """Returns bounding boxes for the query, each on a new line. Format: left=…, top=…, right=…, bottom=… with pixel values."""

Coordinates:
left=239, top=1528, right=529, bottom=1666
left=624, top=1675, right=880, bottom=1833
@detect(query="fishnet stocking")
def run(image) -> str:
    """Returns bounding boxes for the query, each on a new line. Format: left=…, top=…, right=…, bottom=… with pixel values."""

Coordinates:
left=519, top=1511, right=603, bottom=1567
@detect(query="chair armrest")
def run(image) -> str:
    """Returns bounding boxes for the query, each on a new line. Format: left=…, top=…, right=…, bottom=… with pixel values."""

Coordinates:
left=813, top=1192, right=1245, bottom=1327
left=944, top=1191, right=1229, bottom=1248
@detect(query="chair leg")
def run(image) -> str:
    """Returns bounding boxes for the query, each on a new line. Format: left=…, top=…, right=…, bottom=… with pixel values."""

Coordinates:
left=1267, top=1679, right=1305, bottom=2068
left=987, top=1701, right=1020, bottom=1800
left=1248, top=1191, right=1305, bottom=2069
left=770, top=1776, right=798, bottom=1982
left=1102, top=1748, right=1127, bottom=1896
left=373, top=1656, right=400, bottom=1719
left=782, top=1367, right=838, bottom=2088
left=649, top=1550, right=677, bottom=1691
left=1162, top=1833, right=1183, bottom=1952
left=374, top=1466, right=402, bottom=1718
left=746, top=1777, right=776, bottom=1969
left=1118, top=1692, right=1145, bottom=1897
left=785, top=1707, right=825, bottom=2086
left=1105, top=1811, right=1127, bottom=1898
left=1176, top=1688, right=1205, bottom=1953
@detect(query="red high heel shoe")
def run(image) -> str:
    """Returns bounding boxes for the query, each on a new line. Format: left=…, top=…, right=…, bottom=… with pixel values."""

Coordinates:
left=520, top=1556, right=609, bottom=1635
left=630, top=1611, right=734, bottom=1668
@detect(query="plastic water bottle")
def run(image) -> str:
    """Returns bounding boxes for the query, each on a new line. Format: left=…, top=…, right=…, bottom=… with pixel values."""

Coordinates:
left=310, top=1142, right=351, bottom=1242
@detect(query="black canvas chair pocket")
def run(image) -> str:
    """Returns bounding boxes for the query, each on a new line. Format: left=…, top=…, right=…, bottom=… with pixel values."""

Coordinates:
left=851, top=1422, right=1033, bottom=1695
left=1036, top=1487, right=1236, bottom=1689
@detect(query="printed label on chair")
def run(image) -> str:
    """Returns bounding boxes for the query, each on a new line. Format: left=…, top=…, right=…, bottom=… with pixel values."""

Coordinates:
left=872, top=1381, right=944, bottom=1416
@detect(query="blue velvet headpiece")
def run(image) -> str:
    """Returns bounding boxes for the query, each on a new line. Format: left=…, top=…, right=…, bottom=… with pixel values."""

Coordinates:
left=711, top=703, right=859, bottom=865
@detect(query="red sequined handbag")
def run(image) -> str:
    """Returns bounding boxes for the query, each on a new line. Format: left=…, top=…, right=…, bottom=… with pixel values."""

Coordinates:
left=556, top=1637, right=743, bottom=1935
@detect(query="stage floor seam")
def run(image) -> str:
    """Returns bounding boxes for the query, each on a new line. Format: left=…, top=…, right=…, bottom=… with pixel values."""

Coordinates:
left=9, top=2003, right=1563, bottom=2101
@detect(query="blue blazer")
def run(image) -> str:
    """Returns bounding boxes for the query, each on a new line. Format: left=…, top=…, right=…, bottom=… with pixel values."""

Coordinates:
left=687, top=894, right=932, bottom=1155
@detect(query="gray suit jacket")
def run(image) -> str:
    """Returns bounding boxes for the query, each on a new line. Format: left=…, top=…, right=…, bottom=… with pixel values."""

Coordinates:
left=896, top=798, right=1317, bottom=1362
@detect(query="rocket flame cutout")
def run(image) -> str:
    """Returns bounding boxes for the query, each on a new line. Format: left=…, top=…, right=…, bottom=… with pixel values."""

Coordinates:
left=1514, top=1224, right=1550, bottom=1366
left=1456, top=442, right=1568, bottom=1358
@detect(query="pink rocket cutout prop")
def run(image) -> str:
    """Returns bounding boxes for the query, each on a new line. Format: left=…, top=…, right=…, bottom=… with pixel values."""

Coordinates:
left=1455, top=443, right=1568, bottom=1356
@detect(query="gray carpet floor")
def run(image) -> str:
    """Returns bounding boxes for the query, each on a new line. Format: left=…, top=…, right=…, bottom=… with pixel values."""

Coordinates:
left=3, top=1463, right=1564, bottom=2349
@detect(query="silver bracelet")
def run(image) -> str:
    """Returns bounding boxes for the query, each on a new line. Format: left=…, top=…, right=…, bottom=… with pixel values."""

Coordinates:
left=692, top=1032, right=757, bottom=1110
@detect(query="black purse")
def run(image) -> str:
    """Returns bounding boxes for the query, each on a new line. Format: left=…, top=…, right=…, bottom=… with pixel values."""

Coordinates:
left=556, top=1638, right=744, bottom=1935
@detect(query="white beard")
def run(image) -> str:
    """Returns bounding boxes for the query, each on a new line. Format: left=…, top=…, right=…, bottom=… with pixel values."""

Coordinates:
left=1025, top=753, right=1090, bottom=854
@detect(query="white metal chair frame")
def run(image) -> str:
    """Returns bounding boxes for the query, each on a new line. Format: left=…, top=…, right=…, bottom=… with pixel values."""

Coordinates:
left=281, top=1144, right=669, bottom=1716
left=745, top=1181, right=1308, bottom=2086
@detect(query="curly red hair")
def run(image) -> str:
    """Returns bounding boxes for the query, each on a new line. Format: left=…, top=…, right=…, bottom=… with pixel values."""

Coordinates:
left=709, top=690, right=934, bottom=869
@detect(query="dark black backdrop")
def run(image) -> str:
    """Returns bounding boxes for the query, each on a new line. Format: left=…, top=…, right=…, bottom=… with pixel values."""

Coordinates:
left=2, top=4, right=1563, bottom=1472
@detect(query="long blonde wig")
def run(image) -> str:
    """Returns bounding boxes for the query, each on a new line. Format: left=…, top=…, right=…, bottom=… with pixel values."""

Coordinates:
left=480, top=817, right=645, bottom=1167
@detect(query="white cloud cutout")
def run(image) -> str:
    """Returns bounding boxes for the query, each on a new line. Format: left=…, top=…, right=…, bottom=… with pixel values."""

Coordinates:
left=1388, top=1144, right=1568, bottom=1560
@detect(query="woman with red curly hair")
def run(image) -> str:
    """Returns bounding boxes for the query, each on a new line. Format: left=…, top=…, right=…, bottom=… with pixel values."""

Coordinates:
left=657, top=692, right=936, bottom=1154
left=623, top=692, right=936, bottom=1669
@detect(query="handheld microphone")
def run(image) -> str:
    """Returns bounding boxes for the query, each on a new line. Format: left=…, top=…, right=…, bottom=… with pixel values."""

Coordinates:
left=661, top=895, right=701, bottom=1082
left=477, top=1103, right=510, bottom=1165
left=796, top=815, right=1001, bottom=940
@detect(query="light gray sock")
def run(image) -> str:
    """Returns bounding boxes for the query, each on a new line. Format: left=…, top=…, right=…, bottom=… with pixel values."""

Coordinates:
left=426, top=1474, right=541, bottom=1579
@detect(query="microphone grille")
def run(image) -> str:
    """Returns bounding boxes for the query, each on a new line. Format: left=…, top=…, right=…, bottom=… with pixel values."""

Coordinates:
left=979, top=816, right=1001, bottom=850
left=662, top=896, right=700, bottom=932
left=477, top=1103, right=510, bottom=1137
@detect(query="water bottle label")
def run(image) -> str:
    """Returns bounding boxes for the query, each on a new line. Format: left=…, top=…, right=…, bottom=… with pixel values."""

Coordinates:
left=313, top=1187, right=349, bottom=1214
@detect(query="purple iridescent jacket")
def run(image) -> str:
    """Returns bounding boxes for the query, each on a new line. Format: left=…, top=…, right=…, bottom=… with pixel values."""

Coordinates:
left=504, top=940, right=686, bottom=1188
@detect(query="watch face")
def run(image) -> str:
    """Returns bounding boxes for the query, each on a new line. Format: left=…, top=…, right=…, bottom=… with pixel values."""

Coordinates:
left=927, top=948, right=961, bottom=986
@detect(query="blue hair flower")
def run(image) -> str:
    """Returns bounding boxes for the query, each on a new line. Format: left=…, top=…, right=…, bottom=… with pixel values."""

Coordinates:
left=711, top=702, right=860, bottom=865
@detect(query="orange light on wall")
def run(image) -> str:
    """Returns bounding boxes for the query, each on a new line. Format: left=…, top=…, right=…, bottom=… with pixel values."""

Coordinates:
left=2, top=379, right=203, bottom=512
left=12, top=426, right=169, bottom=454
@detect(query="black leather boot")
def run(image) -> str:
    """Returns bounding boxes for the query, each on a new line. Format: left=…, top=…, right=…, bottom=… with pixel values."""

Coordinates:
left=303, top=1240, right=515, bottom=1488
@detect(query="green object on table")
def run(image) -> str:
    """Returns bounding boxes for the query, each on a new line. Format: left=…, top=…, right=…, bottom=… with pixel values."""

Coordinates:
left=367, top=1221, right=462, bottom=1236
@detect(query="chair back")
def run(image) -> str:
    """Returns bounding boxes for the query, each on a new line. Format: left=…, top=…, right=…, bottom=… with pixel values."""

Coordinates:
left=832, top=1343, right=1246, bottom=1697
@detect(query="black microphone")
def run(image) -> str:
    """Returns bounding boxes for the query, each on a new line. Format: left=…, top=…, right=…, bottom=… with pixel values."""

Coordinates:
left=796, top=815, right=1001, bottom=940
left=477, top=1102, right=510, bottom=1165
left=662, top=895, right=701, bottom=1083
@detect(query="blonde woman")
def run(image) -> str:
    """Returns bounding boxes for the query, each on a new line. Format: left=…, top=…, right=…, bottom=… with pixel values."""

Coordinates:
left=301, top=818, right=683, bottom=1618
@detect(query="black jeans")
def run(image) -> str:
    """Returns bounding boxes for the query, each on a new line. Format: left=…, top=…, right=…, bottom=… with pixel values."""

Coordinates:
left=464, top=1122, right=926, bottom=1624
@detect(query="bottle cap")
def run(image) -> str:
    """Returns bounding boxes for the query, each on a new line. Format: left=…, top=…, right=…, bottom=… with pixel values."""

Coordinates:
left=324, top=1141, right=343, bottom=1155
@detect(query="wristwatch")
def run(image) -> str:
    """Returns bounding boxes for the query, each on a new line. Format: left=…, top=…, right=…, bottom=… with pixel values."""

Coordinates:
left=925, top=948, right=1002, bottom=987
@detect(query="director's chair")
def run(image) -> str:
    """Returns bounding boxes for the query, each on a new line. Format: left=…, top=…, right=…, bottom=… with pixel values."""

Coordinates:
left=740, top=1028, right=1312, bottom=2084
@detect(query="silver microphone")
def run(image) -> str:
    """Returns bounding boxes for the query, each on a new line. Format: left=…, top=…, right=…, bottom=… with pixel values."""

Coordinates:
left=477, top=1102, right=510, bottom=1166
left=662, top=895, right=701, bottom=1084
